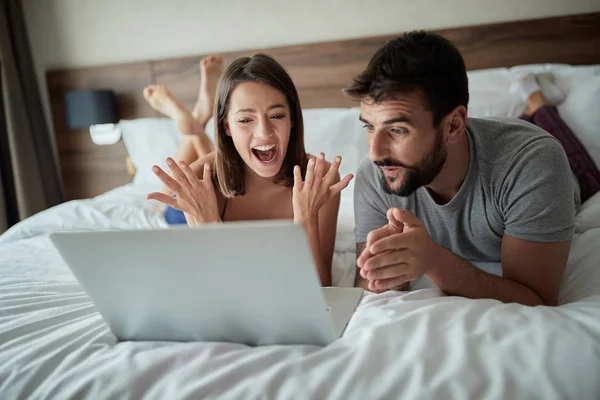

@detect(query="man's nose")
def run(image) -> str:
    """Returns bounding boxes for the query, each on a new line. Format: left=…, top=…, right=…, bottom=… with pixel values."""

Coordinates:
left=369, top=130, right=389, bottom=160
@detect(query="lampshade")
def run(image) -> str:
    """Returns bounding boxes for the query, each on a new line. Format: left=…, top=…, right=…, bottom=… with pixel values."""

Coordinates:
left=64, top=89, right=117, bottom=130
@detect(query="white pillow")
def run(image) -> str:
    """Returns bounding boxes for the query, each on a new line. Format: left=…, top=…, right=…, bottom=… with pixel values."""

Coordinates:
left=557, top=76, right=600, bottom=169
left=465, top=64, right=600, bottom=119
left=120, top=118, right=183, bottom=185
left=302, top=107, right=367, bottom=178
left=467, top=68, right=522, bottom=118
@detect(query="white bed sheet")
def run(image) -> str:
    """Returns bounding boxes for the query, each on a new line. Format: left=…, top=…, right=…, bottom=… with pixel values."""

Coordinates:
left=1, top=185, right=600, bottom=399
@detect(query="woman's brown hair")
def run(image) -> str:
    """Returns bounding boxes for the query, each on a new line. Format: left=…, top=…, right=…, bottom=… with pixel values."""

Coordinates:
left=213, top=54, right=308, bottom=198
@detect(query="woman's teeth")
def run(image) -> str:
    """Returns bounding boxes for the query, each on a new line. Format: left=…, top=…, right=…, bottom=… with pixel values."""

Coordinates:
left=252, top=144, right=276, bottom=151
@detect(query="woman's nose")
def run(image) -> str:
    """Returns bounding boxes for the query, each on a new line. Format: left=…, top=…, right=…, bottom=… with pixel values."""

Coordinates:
left=254, top=118, right=274, bottom=139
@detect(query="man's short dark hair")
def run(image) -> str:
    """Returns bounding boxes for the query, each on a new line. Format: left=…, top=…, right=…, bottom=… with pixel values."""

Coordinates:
left=344, top=31, right=469, bottom=126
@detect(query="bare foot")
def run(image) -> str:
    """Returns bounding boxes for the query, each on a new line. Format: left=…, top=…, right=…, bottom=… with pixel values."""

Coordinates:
left=143, top=84, right=202, bottom=136
left=143, top=84, right=186, bottom=120
left=191, top=55, right=223, bottom=126
left=524, top=90, right=548, bottom=116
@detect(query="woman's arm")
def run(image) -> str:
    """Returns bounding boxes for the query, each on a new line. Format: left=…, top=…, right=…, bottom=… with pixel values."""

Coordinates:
left=292, top=154, right=353, bottom=287
left=300, top=179, right=341, bottom=286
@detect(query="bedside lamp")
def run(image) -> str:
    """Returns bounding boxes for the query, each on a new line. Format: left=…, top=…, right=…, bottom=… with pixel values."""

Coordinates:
left=64, top=89, right=121, bottom=145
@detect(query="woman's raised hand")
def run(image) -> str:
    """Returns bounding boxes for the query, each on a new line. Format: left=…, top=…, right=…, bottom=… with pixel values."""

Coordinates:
left=292, top=153, right=354, bottom=223
left=147, top=157, right=220, bottom=224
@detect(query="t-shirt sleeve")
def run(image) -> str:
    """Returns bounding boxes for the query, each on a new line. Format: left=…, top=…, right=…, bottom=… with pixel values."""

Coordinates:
left=500, top=137, right=576, bottom=242
left=354, top=158, right=389, bottom=243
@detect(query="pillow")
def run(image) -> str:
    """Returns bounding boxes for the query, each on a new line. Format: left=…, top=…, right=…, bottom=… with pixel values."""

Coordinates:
left=467, top=68, right=521, bottom=118
left=465, top=64, right=600, bottom=119
left=302, top=107, right=367, bottom=178
left=557, top=76, right=600, bottom=169
left=120, top=118, right=183, bottom=185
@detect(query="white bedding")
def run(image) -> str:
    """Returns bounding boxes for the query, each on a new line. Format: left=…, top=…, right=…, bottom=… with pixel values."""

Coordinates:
left=1, top=184, right=600, bottom=399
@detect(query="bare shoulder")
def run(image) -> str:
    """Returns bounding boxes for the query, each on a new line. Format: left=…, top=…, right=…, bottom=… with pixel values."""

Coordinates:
left=189, top=152, right=216, bottom=178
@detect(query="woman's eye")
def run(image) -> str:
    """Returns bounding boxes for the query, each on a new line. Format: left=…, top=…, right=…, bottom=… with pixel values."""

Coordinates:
left=271, top=114, right=285, bottom=120
left=237, top=119, right=251, bottom=123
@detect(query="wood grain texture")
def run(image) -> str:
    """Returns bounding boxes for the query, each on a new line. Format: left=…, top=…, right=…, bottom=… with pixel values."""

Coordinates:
left=47, top=12, right=600, bottom=200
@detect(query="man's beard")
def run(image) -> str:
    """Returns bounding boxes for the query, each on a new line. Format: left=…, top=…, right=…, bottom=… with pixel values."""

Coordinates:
left=375, top=128, right=447, bottom=197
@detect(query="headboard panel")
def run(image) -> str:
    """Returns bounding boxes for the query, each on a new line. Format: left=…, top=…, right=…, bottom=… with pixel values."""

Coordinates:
left=47, top=12, right=600, bottom=200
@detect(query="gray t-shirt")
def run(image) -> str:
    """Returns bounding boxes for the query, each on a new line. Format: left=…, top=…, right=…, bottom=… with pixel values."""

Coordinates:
left=354, top=117, right=579, bottom=289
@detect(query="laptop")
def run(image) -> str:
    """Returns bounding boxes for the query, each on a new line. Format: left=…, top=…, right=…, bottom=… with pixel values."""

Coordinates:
left=49, top=221, right=363, bottom=346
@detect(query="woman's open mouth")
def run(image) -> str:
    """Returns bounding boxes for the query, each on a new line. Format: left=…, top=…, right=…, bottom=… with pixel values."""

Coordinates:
left=251, top=144, right=277, bottom=165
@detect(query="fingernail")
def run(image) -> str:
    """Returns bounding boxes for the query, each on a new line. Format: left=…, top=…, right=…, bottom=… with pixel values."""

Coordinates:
left=179, top=162, right=185, bottom=167
left=152, top=166, right=159, bottom=172
left=336, top=156, right=341, bottom=162
left=319, top=153, right=324, bottom=159
left=166, top=158, right=173, bottom=165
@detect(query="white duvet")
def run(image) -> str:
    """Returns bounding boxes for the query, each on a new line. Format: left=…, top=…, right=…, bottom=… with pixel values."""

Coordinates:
left=1, top=185, right=600, bottom=399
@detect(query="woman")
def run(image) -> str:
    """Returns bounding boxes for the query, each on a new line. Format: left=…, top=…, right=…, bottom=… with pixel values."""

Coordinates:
left=146, top=54, right=354, bottom=287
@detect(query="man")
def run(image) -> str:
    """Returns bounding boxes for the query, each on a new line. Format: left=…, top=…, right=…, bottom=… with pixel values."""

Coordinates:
left=345, top=31, right=578, bottom=306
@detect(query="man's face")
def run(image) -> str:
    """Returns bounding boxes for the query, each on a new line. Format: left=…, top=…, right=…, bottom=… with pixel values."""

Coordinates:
left=360, top=91, right=447, bottom=197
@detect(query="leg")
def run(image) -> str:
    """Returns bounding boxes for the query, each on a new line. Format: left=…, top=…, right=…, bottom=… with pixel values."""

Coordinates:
left=526, top=91, right=600, bottom=203
left=191, top=55, right=223, bottom=126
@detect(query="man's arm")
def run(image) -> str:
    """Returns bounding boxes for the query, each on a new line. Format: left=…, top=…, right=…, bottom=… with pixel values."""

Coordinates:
left=426, top=235, right=570, bottom=306
left=360, top=209, right=569, bottom=305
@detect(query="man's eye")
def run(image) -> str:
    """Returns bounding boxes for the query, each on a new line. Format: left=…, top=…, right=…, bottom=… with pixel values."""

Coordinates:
left=391, top=128, right=408, bottom=135
left=363, top=124, right=375, bottom=132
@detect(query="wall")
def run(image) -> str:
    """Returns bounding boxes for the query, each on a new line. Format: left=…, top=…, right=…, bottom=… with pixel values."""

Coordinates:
left=21, top=0, right=600, bottom=127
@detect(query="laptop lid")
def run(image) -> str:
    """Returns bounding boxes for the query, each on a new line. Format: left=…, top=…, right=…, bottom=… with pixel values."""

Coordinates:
left=50, top=221, right=340, bottom=346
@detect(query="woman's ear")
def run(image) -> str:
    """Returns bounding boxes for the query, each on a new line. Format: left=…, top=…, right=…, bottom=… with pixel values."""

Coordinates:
left=224, top=121, right=231, bottom=137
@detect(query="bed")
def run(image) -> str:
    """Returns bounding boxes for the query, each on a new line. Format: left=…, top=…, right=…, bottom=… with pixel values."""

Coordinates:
left=2, top=12, right=600, bottom=399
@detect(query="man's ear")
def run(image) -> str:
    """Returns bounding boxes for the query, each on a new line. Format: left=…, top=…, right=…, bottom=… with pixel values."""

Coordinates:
left=445, top=105, right=467, bottom=144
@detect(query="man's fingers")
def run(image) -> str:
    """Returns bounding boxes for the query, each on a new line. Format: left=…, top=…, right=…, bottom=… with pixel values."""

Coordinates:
left=366, top=225, right=394, bottom=249
left=370, top=275, right=410, bottom=292
left=369, top=233, right=411, bottom=255
left=362, top=249, right=408, bottom=271
left=392, top=208, right=422, bottom=229
left=386, top=208, right=405, bottom=232
left=152, top=165, right=182, bottom=193
left=362, top=263, right=408, bottom=280
left=146, top=192, right=177, bottom=207
left=356, top=245, right=375, bottom=268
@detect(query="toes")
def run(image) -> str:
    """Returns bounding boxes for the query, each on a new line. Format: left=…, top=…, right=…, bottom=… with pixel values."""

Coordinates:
left=143, top=85, right=155, bottom=98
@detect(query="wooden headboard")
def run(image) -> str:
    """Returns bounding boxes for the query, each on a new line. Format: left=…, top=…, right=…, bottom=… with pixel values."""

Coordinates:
left=47, top=12, right=600, bottom=201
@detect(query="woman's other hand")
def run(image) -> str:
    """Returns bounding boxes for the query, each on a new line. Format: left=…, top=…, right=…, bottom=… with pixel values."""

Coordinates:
left=147, top=158, right=220, bottom=224
left=292, top=153, right=353, bottom=224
